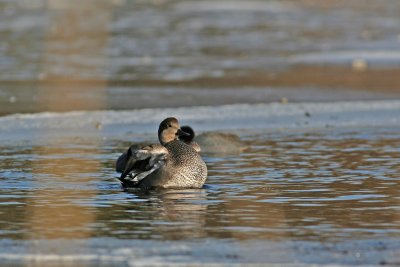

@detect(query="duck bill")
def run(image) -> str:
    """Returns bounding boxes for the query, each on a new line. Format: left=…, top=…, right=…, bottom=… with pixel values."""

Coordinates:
left=177, top=128, right=190, bottom=138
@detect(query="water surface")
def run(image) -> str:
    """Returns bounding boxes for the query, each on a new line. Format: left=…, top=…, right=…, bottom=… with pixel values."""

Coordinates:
left=1, top=0, right=400, bottom=115
left=1, top=121, right=399, bottom=265
left=1, top=0, right=400, bottom=265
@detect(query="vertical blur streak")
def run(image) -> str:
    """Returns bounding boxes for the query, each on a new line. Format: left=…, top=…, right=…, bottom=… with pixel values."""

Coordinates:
left=28, top=0, right=111, bottom=247
left=38, top=0, right=110, bottom=112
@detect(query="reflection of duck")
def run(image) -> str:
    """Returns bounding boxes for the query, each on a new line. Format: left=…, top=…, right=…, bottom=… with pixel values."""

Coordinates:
left=116, top=118, right=207, bottom=189
left=181, top=126, right=246, bottom=154
left=122, top=188, right=209, bottom=239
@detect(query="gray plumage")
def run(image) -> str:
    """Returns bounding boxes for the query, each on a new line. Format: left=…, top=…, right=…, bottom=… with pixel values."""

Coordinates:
left=115, top=144, right=138, bottom=173
left=116, top=117, right=207, bottom=189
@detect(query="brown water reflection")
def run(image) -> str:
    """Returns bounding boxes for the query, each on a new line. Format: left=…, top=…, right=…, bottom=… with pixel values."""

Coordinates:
left=37, top=0, right=109, bottom=113
left=22, top=0, right=109, bottom=256
left=0, top=129, right=399, bottom=243
left=2, top=0, right=400, bottom=115
left=28, top=144, right=99, bottom=239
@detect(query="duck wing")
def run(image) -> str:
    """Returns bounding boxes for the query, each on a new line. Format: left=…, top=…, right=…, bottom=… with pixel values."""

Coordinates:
left=119, top=144, right=168, bottom=187
left=116, top=144, right=140, bottom=173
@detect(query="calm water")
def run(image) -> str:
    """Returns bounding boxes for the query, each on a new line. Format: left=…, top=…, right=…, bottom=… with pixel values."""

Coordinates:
left=1, top=126, right=399, bottom=264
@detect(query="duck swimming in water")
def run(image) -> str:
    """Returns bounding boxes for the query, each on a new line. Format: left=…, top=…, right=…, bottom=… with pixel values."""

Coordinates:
left=116, top=117, right=207, bottom=189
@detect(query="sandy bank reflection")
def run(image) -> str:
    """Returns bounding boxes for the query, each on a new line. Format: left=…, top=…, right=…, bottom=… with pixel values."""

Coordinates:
left=26, top=0, right=110, bottom=257
left=37, top=0, right=110, bottom=113
left=28, top=143, right=100, bottom=239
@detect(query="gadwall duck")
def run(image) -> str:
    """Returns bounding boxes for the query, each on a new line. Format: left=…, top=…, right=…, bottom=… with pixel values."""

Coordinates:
left=116, top=117, right=207, bottom=189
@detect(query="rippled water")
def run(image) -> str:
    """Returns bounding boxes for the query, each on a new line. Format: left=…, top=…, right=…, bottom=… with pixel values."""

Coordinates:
left=2, top=0, right=400, bottom=113
left=1, top=0, right=400, bottom=265
left=1, top=0, right=400, bottom=115
left=1, top=0, right=399, bottom=81
left=1, top=126, right=399, bottom=264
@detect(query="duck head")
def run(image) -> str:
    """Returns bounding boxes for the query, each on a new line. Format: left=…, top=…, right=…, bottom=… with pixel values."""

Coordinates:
left=158, top=117, right=189, bottom=145
left=180, top=126, right=195, bottom=143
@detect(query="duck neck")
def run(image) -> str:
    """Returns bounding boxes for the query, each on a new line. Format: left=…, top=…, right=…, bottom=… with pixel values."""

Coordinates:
left=159, top=136, right=178, bottom=146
